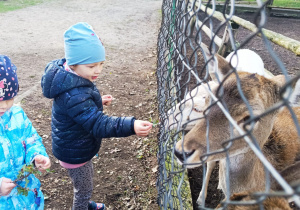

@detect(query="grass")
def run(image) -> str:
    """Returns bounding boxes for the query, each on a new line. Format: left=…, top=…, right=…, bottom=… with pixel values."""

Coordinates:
left=163, top=149, right=193, bottom=209
left=0, top=0, right=50, bottom=13
left=246, top=0, right=300, bottom=8
left=205, top=0, right=300, bottom=8
left=272, top=0, right=300, bottom=8
left=158, top=131, right=193, bottom=210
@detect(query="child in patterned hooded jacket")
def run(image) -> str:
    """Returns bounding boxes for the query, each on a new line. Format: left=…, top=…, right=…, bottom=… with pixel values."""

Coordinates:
left=0, top=55, right=51, bottom=209
left=41, top=22, right=152, bottom=210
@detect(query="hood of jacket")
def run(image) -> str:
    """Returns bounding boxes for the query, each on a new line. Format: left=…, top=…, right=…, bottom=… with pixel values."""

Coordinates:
left=41, top=58, right=94, bottom=99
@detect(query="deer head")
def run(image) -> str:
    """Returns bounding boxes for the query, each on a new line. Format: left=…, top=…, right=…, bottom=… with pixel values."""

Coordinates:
left=167, top=45, right=270, bottom=132
left=167, top=81, right=218, bottom=131
left=174, top=51, right=287, bottom=168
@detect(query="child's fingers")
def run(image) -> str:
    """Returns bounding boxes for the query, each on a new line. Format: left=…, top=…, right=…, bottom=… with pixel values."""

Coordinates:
left=35, top=156, right=51, bottom=170
left=41, top=159, right=51, bottom=169
left=3, top=178, right=15, bottom=187
left=134, top=120, right=152, bottom=136
left=103, top=95, right=113, bottom=100
left=137, top=128, right=152, bottom=136
left=7, top=182, right=16, bottom=189
left=1, top=178, right=16, bottom=195
left=141, top=123, right=152, bottom=131
left=140, top=128, right=151, bottom=134
left=102, top=96, right=113, bottom=106
left=104, top=101, right=112, bottom=105
left=142, top=121, right=152, bottom=126
left=140, top=122, right=152, bottom=128
left=44, top=158, right=51, bottom=169
left=2, top=178, right=12, bottom=182
left=35, top=155, right=45, bottom=164
left=39, top=158, right=50, bottom=169
left=34, top=156, right=42, bottom=164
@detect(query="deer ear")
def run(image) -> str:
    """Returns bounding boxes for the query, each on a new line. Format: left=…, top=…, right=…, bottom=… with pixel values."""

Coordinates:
left=269, top=75, right=299, bottom=88
left=270, top=75, right=287, bottom=100
left=230, top=191, right=250, bottom=201
left=200, top=43, right=232, bottom=82
left=270, top=75, right=286, bottom=88
left=270, top=75, right=300, bottom=103
left=271, top=75, right=300, bottom=105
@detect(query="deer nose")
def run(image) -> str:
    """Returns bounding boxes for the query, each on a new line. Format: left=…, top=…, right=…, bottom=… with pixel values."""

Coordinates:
left=174, top=149, right=195, bottom=163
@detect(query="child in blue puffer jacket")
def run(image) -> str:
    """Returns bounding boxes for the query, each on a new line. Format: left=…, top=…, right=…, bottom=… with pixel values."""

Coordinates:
left=0, top=55, right=51, bottom=209
left=41, top=22, right=152, bottom=210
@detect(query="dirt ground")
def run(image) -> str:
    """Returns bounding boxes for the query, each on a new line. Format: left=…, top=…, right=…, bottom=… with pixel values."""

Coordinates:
left=0, top=0, right=162, bottom=209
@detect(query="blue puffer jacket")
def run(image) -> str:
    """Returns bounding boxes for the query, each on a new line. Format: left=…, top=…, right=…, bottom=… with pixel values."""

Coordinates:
left=41, top=59, right=135, bottom=164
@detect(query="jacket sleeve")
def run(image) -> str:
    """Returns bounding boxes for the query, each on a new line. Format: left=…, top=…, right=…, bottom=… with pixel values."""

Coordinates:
left=41, top=60, right=57, bottom=99
left=21, top=109, right=49, bottom=165
left=66, top=93, right=136, bottom=138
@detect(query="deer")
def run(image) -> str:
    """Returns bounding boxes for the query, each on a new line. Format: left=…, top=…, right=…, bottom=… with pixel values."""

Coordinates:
left=272, top=161, right=300, bottom=192
left=216, top=191, right=292, bottom=210
left=216, top=161, right=300, bottom=210
left=167, top=47, right=275, bottom=205
left=168, top=48, right=270, bottom=131
left=167, top=80, right=218, bottom=131
left=173, top=50, right=300, bottom=207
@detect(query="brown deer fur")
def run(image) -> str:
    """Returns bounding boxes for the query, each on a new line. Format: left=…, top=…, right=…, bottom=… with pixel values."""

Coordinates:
left=174, top=70, right=300, bottom=199
left=216, top=191, right=292, bottom=210
left=272, top=161, right=300, bottom=191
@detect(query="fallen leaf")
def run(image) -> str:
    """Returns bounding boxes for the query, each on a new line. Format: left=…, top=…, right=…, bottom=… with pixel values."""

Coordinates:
left=152, top=166, right=158, bottom=173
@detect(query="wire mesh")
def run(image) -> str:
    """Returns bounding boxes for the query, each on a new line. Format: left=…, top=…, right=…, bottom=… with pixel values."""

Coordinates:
left=156, top=0, right=300, bottom=209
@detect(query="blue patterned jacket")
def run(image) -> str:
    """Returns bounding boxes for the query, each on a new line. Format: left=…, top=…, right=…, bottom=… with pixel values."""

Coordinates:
left=0, top=106, right=48, bottom=209
left=41, top=59, right=136, bottom=164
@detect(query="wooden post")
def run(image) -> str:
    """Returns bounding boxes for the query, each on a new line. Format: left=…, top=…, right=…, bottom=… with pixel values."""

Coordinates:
left=198, top=4, right=300, bottom=56
left=217, top=21, right=240, bottom=57
left=267, top=0, right=274, bottom=6
left=266, top=0, right=274, bottom=17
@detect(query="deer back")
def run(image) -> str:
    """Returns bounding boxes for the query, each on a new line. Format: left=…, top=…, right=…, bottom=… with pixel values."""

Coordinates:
left=264, top=107, right=300, bottom=171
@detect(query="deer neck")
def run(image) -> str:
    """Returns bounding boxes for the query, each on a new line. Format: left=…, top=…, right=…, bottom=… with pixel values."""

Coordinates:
left=219, top=147, right=268, bottom=196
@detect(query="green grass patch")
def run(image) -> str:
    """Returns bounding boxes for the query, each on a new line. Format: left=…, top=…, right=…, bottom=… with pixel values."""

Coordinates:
left=204, top=0, right=300, bottom=9
left=272, top=0, right=300, bottom=8
left=158, top=131, right=193, bottom=209
left=165, top=153, right=193, bottom=209
left=0, top=0, right=50, bottom=13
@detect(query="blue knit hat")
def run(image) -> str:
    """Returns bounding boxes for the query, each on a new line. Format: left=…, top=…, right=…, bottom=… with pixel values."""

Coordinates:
left=0, top=55, right=19, bottom=101
left=64, top=22, right=105, bottom=65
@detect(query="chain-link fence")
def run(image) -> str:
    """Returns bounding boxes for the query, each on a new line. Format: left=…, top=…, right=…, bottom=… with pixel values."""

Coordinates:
left=156, top=0, right=300, bottom=209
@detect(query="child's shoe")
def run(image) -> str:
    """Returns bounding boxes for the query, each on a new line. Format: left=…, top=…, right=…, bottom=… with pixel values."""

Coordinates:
left=88, top=201, right=106, bottom=210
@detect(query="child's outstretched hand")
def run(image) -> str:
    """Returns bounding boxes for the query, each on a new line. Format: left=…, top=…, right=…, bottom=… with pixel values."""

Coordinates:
left=34, top=155, right=51, bottom=173
left=134, top=120, right=153, bottom=137
left=0, top=177, right=16, bottom=196
left=102, top=95, right=113, bottom=106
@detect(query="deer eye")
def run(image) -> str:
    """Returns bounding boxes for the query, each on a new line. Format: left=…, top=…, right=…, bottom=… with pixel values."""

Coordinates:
left=193, top=107, right=202, bottom=113
left=237, top=115, right=250, bottom=125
